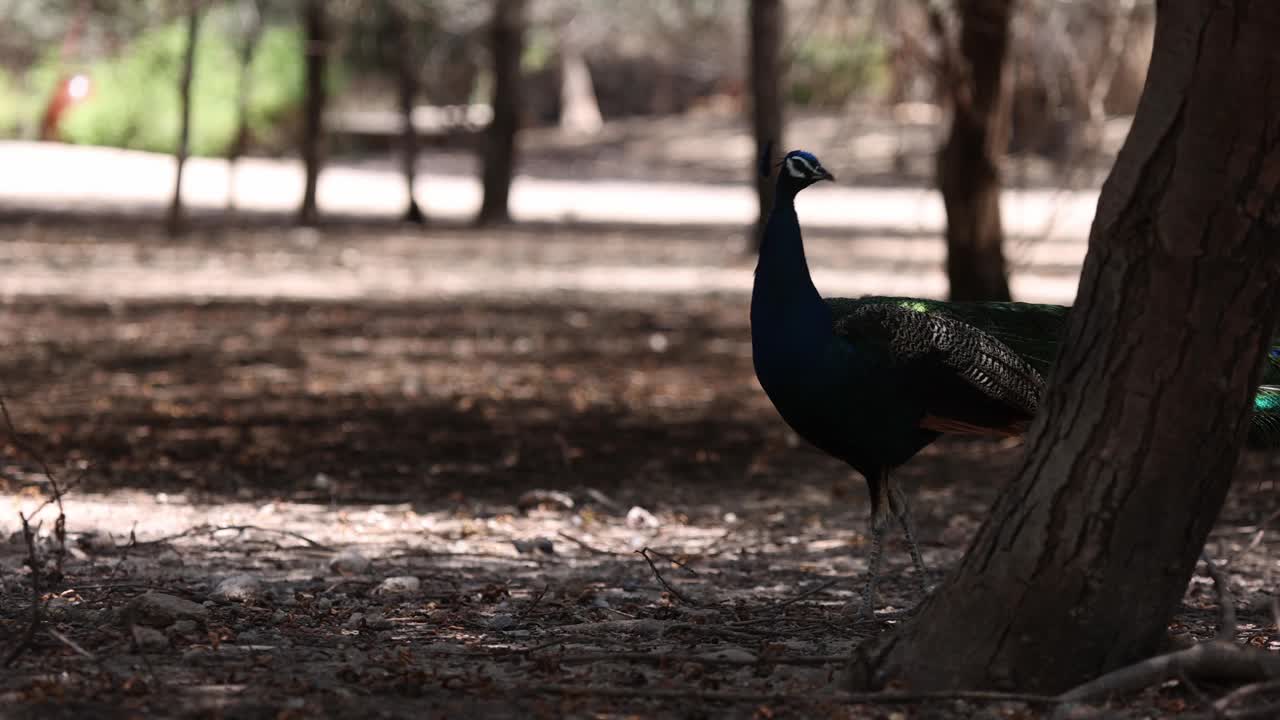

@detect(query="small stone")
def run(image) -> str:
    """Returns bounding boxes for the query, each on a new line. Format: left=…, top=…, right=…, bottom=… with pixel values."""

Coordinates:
left=511, top=537, right=555, bottom=555
left=626, top=506, right=660, bottom=529
left=329, top=550, right=371, bottom=575
left=344, top=612, right=365, bottom=628
left=237, top=629, right=269, bottom=645
left=156, top=549, right=183, bottom=567
left=317, top=597, right=333, bottom=612
left=270, top=610, right=288, bottom=624
left=516, top=489, right=575, bottom=512
left=171, top=619, right=198, bottom=634
left=124, top=592, right=208, bottom=628
left=131, top=625, right=169, bottom=652
left=364, top=610, right=392, bottom=630
left=212, top=574, right=262, bottom=602
left=488, top=614, right=516, bottom=630
left=375, top=576, right=421, bottom=595
left=699, top=648, right=756, bottom=663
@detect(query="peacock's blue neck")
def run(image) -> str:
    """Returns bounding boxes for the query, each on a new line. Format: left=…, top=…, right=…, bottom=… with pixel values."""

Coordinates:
left=751, top=186, right=833, bottom=374
left=753, top=189, right=824, bottom=316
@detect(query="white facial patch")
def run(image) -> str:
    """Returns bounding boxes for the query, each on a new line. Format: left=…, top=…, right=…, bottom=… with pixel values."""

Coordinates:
left=786, top=156, right=817, bottom=179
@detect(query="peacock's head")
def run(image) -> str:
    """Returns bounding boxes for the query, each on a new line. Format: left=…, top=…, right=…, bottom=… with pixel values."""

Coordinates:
left=777, top=150, right=835, bottom=191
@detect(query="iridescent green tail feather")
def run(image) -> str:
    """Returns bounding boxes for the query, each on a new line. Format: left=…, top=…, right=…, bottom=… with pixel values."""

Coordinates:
left=1249, top=384, right=1280, bottom=448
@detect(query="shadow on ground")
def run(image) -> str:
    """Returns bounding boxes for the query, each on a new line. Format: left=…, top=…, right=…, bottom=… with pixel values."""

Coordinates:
left=0, top=232, right=1276, bottom=718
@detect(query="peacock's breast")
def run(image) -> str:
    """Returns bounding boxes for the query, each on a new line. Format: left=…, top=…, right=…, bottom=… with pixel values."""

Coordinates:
left=753, top=336, right=934, bottom=469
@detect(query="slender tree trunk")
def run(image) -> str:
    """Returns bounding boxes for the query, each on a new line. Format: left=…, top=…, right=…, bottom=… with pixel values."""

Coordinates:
left=393, top=2, right=425, bottom=225
left=298, top=0, right=328, bottom=227
left=938, top=0, right=1013, bottom=301
left=852, top=0, right=1280, bottom=693
left=167, top=2, right=201, bottom=237
left=227, top=0, right=263, bottom=213
left=558, top=23, right=602, bottom=136
left=749, top=0, right=784, bottom=250
left=476, top=0, right=525, bottom=226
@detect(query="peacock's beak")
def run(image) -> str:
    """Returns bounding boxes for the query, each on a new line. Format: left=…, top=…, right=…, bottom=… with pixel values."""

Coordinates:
left=819, top=168, right=835, bottom=182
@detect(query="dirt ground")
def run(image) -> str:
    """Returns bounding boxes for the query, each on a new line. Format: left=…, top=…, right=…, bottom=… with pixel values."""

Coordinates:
left=1, top=213, right=1279, bottom=719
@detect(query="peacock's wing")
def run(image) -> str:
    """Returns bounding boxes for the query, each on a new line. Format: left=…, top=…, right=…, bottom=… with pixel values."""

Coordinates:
left=828, top=297, right=1070, bottom=435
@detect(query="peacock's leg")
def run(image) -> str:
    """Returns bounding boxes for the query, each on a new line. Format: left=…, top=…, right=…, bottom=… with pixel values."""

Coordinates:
left=859, top=508, right=887, bottom=618
left=888, top=483, right=928, bottom=596
left=859, top=467, right=892, bottom=618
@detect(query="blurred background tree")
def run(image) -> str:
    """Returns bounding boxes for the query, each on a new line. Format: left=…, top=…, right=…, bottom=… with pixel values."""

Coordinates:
left=0, top=0, right=1154, bottom=295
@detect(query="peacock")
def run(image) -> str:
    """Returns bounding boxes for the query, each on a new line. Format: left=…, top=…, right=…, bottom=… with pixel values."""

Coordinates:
left=751, top=148, right=1280, bottom=617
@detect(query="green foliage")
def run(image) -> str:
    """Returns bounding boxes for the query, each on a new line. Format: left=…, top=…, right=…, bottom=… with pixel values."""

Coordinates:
left=0, top=67, right=22, bottom=136
left=521, top=27, right=557, bottom=73
left=789, top=35, right=888, bottom=107
left=57, top=20, right=317, bottom=156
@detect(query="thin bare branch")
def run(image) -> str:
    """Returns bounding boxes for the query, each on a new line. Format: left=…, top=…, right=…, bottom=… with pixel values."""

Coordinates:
left=2, top=513, right=44, bottom=668
left=637, top=548, right=702, bottom=606
left=133, top=524, right=334, bottom=552
left=1202, top=551, right=1238, bottom=641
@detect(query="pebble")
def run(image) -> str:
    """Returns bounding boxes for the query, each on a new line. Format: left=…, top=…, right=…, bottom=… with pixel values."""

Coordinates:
left=488, top=614, right=516, bottom=630
left=511, top=537, right=555, bottom=555
left=124, top=592, right=208, bottom=628
left=329, top=550, right=371, bottom=575
left=131, top=625, right=169, bottom=652
left=212, top=574, right=262, bottom=602
left=375, top=576, right=420, bottom=595
left=626, top=506, right=661, bottom=529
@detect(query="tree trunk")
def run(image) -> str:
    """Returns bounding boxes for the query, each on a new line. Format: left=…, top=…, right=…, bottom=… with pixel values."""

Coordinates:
left=227, top=0, right=263, bottom=213
left=851, top=0, right=1280, bottom=693
left=298, top=0, right=328, bottom=227
left=476, top=0, right=525, bottom=226
left=938, top=0, right=1013, bottom=301
left=167, top=2, right=201, bottom=237
left=558, top=28, right=602, bottom=136
left=749, top=0, right=784, bottom=250
left=393, top=1, right=425, bottom=225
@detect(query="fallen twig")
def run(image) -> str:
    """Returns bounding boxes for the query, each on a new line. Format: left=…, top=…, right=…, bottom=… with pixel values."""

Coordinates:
left=637, top=548, right=702, bottom=606
left=552, top=618, right=765, bottom=644
left=47, top=628, right=96, bottom=661
left=556, top=531, right=620, bottom=556
left=2, top=513, right=44, bottom=667
left=133, top=523, right=334, bottom=552
left=511, top=683, right=1060, bottom=706
left=548, top=650, right=847, bottom=667
left=514, top=583, right=550, bottom=622
left=1202, top=551, right=1238, bottom=640
left=1, top=394, right=75, bottom=573
left=763, top=577, right=844, bottom=613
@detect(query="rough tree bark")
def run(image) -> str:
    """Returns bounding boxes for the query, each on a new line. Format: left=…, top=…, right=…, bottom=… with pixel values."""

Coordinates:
left=476, top=0, right=525, bottom=226
left=227, top=0, right=263, bottom=213
left=298, top=0, right=328, bottom=227
left=937, top=0, right=1013, bottom=301
left=167, top=1, right=201, bottom=237
left=851, top=0, right=1280, bottom=693
left=393, top=1, right=425, bottom=225
left=749, top=0, right=784, bottom=250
